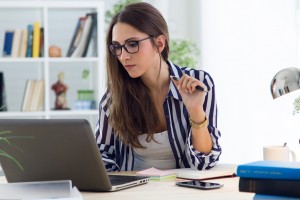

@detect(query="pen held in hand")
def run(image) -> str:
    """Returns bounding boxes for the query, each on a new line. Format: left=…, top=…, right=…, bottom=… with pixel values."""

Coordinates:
left=171, top=76, right=209, bottom=93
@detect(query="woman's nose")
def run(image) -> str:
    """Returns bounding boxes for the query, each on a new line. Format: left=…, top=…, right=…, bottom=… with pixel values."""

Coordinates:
left=119, top=48, right=131, bottom=60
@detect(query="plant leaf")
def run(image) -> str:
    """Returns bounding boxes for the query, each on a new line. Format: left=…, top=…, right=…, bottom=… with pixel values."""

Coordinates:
left=0, top=150, right=23, bottom=171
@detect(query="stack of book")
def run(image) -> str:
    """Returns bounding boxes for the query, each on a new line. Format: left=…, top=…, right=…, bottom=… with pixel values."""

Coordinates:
left=136, top=167, right=177, bottom=181
left=2, top=21, right=44, bottom=58
left=21, top=79, right=45, bottom=112
left=66, top=12, right=97, bottom=57
left=236, top=160, right=300, bottom=198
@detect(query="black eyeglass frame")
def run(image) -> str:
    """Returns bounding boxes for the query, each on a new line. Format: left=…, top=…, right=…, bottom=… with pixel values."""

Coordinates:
left=109, top=36, right=153, bottom=56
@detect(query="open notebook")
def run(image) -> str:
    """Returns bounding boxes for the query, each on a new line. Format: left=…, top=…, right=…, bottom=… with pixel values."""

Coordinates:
left=0, top=119, right=149, bottom=191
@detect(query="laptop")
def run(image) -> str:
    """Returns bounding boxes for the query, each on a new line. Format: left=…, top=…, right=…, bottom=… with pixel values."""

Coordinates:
left=0, top=119, right=149, bottom=191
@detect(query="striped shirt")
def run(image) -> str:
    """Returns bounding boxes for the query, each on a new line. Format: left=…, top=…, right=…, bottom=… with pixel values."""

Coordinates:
left=95, top=61, right=222, bottom=171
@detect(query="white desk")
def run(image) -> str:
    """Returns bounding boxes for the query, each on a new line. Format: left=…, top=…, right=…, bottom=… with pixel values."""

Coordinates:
left=81, top=176, right=254, bottom=200
left=0, top=169, right=255, bottom=200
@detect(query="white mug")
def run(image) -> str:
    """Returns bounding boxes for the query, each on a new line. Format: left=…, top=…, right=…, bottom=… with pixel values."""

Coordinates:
left=263, top=145, right=296, bottom=162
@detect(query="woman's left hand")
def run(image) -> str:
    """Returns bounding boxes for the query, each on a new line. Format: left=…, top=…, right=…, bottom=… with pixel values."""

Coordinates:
left=171, top=74, right=207, bottom=118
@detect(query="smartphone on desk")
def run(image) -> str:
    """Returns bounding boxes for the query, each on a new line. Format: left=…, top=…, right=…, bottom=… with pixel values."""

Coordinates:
left=176, top=180, right=223, bottom=190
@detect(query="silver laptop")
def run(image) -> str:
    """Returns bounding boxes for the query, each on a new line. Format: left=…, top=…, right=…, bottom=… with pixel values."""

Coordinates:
left=0, top=119, right=149, bottom=191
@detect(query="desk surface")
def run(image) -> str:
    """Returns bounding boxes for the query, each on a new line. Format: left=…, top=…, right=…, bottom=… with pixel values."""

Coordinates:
left=81, top=176, right=254, bottom=200
left=0, top=167, right=255, bottom=200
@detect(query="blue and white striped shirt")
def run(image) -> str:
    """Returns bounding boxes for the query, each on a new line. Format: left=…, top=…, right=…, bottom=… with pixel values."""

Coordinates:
left=95, top=61, right=222, bottom=171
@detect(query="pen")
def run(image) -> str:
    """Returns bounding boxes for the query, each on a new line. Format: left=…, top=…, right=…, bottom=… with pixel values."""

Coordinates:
left=171, top=76, right=209, bottom=93
left=177, top=173, right=237, bottom=181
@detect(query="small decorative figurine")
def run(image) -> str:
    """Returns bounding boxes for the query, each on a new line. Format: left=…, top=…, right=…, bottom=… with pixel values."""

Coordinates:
left=51, top=72, right=68, bottom=110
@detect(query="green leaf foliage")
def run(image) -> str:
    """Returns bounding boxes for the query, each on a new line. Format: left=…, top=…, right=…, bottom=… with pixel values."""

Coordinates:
left=105, top=0, right=140, bottom=24
left=169, top=39, right=199, bottom=68
left=0, top=131, right=34, bottom=171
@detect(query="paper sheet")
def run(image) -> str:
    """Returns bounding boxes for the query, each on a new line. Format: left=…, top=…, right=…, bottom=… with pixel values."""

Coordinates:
left=0, top=180, right=82, bottom=200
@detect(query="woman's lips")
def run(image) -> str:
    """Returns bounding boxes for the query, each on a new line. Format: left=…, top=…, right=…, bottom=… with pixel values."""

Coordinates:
left=124, top=65, right=135, bottom=70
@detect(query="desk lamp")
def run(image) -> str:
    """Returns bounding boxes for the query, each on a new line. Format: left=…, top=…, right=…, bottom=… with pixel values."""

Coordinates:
left=270, top=67, right=300, bottom=99
left=270, top=67, right=300, bottom=145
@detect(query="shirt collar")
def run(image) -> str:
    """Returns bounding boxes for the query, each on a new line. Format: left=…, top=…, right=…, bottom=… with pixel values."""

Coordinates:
left=167, top=60, right=183, bottom=101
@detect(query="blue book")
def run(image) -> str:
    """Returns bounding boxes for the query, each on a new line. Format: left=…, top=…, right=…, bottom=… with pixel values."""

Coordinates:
left=26, top=24, right=33, bottom=57
left=254, top=194, right=300, bottom=200
left=2, top=30, right=14, bottom=57
left=236, top=160, right=300, bottom=180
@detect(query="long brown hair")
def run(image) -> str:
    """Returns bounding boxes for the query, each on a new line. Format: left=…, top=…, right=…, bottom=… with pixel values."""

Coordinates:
left=105, top=2, right=170, bottom=148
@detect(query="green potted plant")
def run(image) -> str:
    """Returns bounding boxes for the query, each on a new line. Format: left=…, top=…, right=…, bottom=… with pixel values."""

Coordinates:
left=0, top=130, right=23, bottom=171
left=105, top=0, right=199, bottom=68
left=0, top=105, right=24, bottom=171
left=293, top=96, right=300, bottom=115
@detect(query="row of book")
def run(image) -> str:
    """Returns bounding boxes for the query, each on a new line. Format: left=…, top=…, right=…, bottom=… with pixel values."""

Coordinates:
left=236, top=160, right=300, bottom=198
left=2, top=21, right=44, bottom=58
left=22, top=79, right=45, bottom=112
left=66, top=12, right=97, bottom=57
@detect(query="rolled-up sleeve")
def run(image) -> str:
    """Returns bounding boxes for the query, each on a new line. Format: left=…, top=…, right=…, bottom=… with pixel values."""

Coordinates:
left=185, top=71, right=222, bottom=170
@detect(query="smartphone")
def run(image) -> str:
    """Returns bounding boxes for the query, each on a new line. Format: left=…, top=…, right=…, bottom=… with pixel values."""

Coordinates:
left=176, top=180, right=223, bottom=190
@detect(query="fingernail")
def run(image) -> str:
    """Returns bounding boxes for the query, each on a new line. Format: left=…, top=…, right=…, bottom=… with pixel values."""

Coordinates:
left=171, top=76, right=180, bottom=81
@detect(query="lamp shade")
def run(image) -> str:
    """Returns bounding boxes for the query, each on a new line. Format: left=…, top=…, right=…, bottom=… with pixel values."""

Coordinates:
left=270, top=67, right=300, bottom=99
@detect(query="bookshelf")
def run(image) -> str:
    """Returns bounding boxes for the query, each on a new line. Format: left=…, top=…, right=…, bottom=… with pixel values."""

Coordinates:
left=0, top=1, right=106, bottom=128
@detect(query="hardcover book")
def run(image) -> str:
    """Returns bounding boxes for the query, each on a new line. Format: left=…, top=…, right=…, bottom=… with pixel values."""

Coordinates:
left=71, top=15, right=92, bottom=57
left=66, top=17, right=86, bottom=57
left=82, top=12, right=97, bottom=57
left=32, top=21, right=40, bottom=58
left=11, top=29, right=22, bottom=58
left=19, top=29, right=28, bottom=58
left=2, top=30, right=14, bottom=57
left=0, top=72, right=7, bottom=111
left=26, top=24, right=33, bottom=57
left=239, top=177, right=300, bottom=198
left=236, top=160, right=300, bottom=180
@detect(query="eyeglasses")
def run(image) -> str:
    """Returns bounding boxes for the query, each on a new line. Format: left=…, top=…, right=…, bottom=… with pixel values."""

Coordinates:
left=109, top=36, right=153, bottom=56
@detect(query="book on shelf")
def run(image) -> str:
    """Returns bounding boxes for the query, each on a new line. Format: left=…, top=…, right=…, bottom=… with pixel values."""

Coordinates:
left=82, top=12, right=97, bottom=57
left=39, top=27, right=44, bottom=57
left=0, top=72, right=7, bottom=111
left=26, top=24, right=33, bottom=57
left=32, top=21, right=40, bottom=58
left=67, top=12, right=97, bottom=57
left=2, top=30, right=14, bottom=57
left=239, top=177, right=300, bottom=198
left=21, top=79, right=44, bottom=112
left=66, top=16, right=86, bottom=57
left=19, top=29, right=29, bottom=58
left=10, top=29, right=22, bottom=58
left=236, top=160, right=300, bottom=180
left=21, top=79, right=32, bottom=111
left=71, top=15, right=92, bottom=57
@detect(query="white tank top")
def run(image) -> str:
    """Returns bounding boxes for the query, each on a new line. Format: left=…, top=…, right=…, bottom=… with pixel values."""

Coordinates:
left=133, top=131, right=176, bottom=171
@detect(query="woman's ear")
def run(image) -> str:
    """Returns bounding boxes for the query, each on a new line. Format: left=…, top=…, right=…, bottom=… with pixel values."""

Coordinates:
left=155, top=35, right=166, bottom=53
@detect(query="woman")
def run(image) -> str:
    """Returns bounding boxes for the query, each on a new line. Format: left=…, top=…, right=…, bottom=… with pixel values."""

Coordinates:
left=95, top=2, right=221, bottom=171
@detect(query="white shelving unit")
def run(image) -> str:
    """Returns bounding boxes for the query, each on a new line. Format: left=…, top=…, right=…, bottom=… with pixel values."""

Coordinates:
left=0, top=1, right=106, bottom=128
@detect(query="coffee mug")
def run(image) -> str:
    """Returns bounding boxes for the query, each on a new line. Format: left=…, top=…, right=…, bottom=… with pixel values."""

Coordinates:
left=263, top=145, right=296, bottom=162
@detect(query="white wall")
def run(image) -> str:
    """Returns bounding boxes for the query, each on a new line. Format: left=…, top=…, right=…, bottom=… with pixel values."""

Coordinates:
left=198, top=0, right=300, bottom=164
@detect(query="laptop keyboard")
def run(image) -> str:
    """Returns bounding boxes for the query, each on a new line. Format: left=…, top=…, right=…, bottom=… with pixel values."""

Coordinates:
left=109, top=175, right=148, bottom=185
